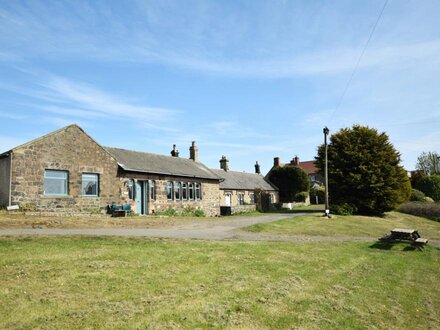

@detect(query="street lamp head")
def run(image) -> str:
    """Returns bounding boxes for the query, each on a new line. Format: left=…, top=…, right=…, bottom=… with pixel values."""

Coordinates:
left=323, top=127, right=329, bottom=135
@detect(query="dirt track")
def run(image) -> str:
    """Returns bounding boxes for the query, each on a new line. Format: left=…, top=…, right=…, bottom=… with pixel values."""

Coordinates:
left=1, top=213, right=438, bottom=247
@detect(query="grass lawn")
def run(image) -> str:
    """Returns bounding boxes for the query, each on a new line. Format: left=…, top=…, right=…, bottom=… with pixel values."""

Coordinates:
left=246, top=211, right=440, bottom=241
left=1, top=236, right=439, bottom=329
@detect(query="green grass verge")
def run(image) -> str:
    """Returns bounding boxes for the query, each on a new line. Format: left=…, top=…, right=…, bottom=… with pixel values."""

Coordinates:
left=1, top=236, right=439, bottom=329
left=246, top=211, right=440, bottom=241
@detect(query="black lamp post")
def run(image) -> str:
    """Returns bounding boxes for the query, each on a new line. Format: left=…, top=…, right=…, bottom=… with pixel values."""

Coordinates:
left=323, top=127, right=330, bottom=217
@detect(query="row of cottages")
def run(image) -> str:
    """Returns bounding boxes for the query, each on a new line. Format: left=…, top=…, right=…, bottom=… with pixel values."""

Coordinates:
left=0, top=124, right=278, bottom=215
left=211, top=156, right=279, bottom=213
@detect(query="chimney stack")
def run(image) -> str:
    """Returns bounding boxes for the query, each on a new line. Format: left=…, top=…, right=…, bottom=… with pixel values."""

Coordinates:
left=290, top=155, right=299, bottom=165
left=219, top=155, right=229, bottom=171
left=171, top=144, right=179, bottom=157
left=255, top=161, right=261, bottom=174
left=189, top=141, right=199, bottom=162
left=274, top=157, right=280, bottom=167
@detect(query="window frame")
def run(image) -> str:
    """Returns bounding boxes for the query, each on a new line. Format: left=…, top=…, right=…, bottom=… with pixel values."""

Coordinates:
left=189, top=183, right=194, bottom=200
left=44, top=169, right=69, bottom=196
left=237, top=192, right=244, bottom=205
left=166, top=181, right=174, bottom=200
left=182, top=182, right=188, bottom=200
left=81, top=173, right=99, bottom=197
left=150, top=180, right=156, bottom=201
left=195, top=183, right=202, bottom=200
left=249, top=192, right=255, bottom=204
left=175, top=182, right=182, bottom=200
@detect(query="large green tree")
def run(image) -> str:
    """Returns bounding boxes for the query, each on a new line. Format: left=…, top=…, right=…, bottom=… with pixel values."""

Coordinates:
left=267, top=166, right=310, bottom=203
left=315, top=125, right=411, bottom=215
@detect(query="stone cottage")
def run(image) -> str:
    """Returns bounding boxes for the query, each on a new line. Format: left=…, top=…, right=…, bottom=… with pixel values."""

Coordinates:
left=0, top=124, right=221, bottom=216
left=211, top=156, right=279, bottom=214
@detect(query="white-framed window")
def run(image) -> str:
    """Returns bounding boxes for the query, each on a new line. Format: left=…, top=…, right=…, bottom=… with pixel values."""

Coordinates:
left=44, top=170, right=68, bottom=196
left=238, top=193, right=244, bottom=205
left=195, top=183, right=202, bottom=200
left=189, top=183, right=194, bottom=200
left=167, top=181, right=173, bottom=200
left=150, top=180, right=156, bottom=200
left=128, top=179, right=134, bottom=199
left=182, top=182, right=188, bottom=200
left=175, top=182, right=182, bottom=200
left=82, top=173, right=99, bottom=196
left=249, top=192, right=255, bottom=204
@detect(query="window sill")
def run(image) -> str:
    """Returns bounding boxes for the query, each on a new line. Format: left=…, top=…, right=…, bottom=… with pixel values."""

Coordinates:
left=43, top=195, right=73, bottom=199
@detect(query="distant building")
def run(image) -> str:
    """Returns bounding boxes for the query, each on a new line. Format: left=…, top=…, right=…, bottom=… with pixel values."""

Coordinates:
left=211, top=156, right=278, bottom=214
left=266, top=155, right=323, bottom=188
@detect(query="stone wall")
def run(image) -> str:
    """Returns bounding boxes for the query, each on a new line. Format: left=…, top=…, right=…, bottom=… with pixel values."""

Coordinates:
left=219, top=189, right=279, bottom=207
left=231, top=204, right=256, bottom=214
left=10, top=125, right=125, bottom=213
left=118, top=171, right=220, bottom=217
left=0, top=154, right=11, bottom=207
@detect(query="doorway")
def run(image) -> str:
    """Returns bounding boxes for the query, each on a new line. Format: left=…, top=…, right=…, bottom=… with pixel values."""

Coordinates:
left=135, top=180, right=149, bottom=215
left=225, top=193, right=231, bottom=207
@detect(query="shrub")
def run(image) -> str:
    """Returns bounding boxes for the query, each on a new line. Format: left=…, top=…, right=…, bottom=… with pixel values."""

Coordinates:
left=19, top=203, right=37, bottom=212
left=294, top=191, right=309, bottom=203
left=415, top=174, right=440, bottom=202
left=193, top=209, right=206, bottom=217
left=398, top=202, right=440, bottom=221
left=181, top=205, right=196, bottom=217
left=316, top=125, right=411, bottom=215
left=331, top=203, right=358, bottom=216
left=410, top=189, right=426, bottom=202
left=425, top=197, right=434, bottom=203
left=310, top=186, right=325, bottom=204
left=156, top=207, right=178, bottom=216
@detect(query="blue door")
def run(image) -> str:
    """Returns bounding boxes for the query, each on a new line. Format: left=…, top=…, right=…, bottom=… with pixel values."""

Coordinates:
left=135, top=181, right=149, bottom=215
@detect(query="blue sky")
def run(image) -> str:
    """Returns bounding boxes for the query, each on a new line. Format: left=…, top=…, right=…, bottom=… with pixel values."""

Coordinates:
left=0, top=0, right=439, bottom=173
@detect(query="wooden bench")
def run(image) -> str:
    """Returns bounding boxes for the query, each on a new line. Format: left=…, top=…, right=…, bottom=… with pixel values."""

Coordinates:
left=379, top=228, right=428, bottom=250
left=413, top=238, right=429, bottom=249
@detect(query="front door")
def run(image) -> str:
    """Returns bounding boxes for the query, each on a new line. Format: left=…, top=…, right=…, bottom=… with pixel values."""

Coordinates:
left=135, top=181, right=149, bottom=215
left=225, top=193, right=231, bottom=207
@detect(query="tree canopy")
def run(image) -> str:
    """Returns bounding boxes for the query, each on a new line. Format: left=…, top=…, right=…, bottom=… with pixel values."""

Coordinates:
left=267, top=166, right=310, bottom=203
left=416, top=151, right=440, bottom=176
left=415, top=174, right=440, bottom=202
left=315, top=125, right=411, bottom=215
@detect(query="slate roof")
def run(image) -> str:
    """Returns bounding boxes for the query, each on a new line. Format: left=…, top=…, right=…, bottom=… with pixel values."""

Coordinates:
left=105, top=147, right=220, bottom=180
left=211, top=169, right=278, bottom=191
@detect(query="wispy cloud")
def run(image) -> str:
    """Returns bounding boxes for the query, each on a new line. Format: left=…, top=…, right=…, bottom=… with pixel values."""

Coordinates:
left=2, top=1, right=439, bottom=78
left=0, top=72, right=181, bottom=131
left=40, top=77, right=178, bottom=122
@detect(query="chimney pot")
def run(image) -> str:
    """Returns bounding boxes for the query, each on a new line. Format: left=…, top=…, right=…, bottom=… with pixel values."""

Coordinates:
left=255, top=161, right=261, bottom=174
left=220, top=155, right=229, bottom=171
left=171, top=144, right=179, bottom=157
left=274, top=157, right=280, bottom=167
left=189, top=141, right=199, bottom=161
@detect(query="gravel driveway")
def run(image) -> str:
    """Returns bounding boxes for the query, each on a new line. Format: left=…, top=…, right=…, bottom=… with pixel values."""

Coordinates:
left=0, top=213, right=297, bottom=240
